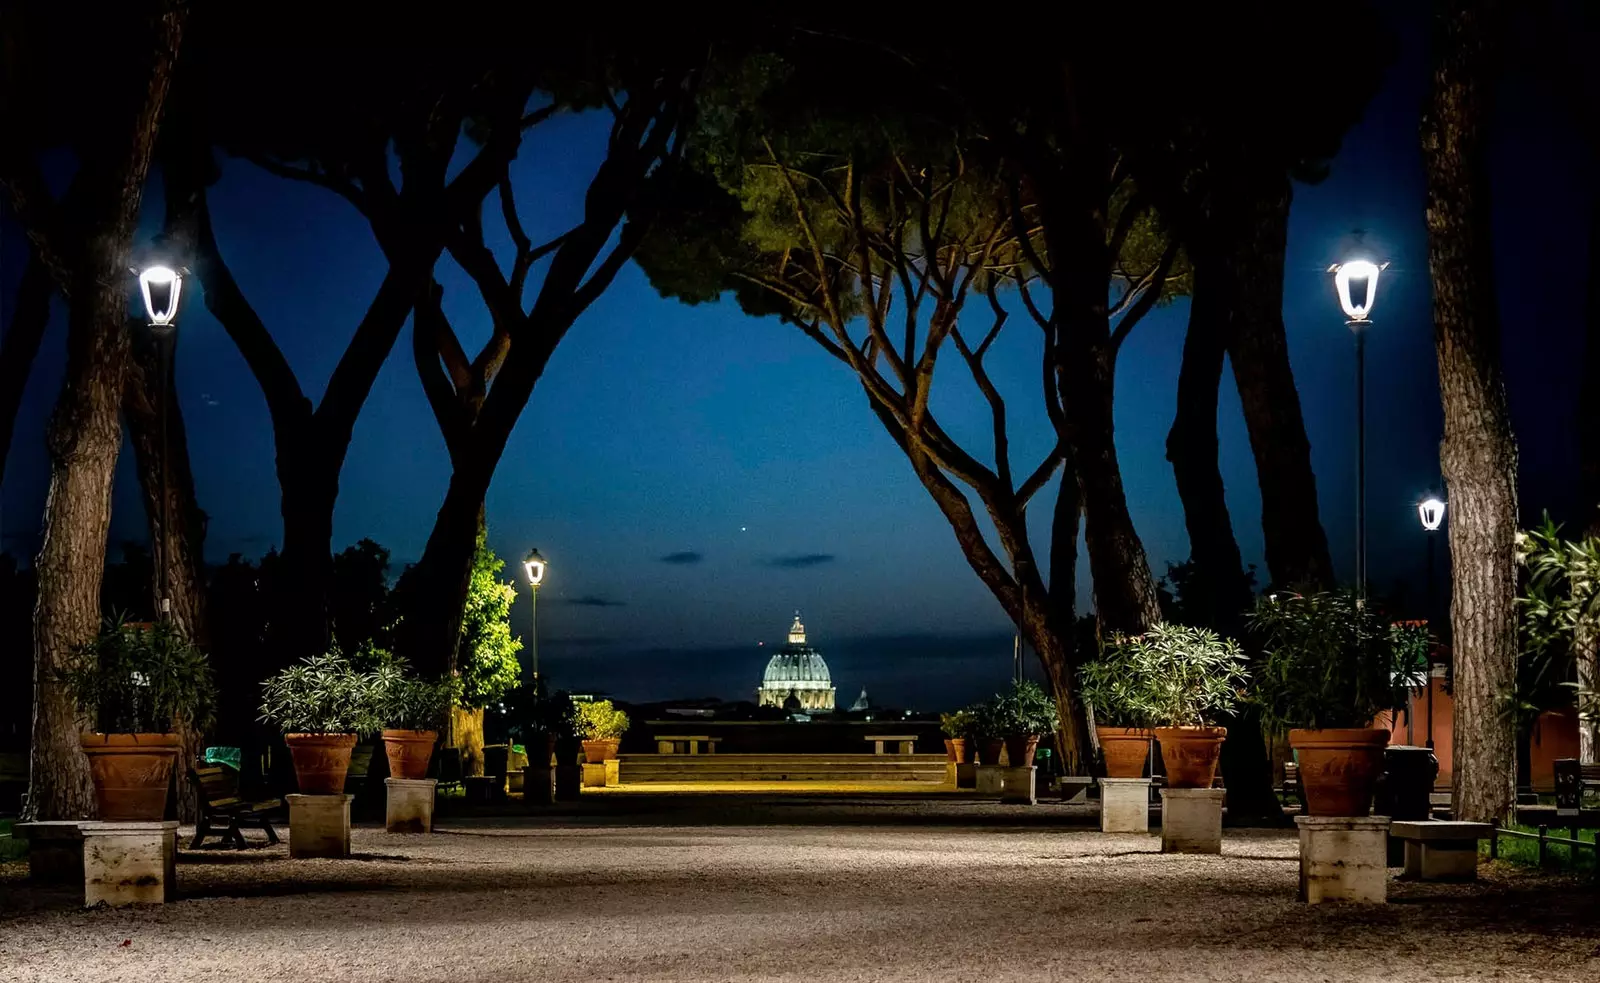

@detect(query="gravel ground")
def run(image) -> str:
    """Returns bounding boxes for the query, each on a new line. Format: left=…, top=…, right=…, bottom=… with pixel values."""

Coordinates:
left=1, top=797, right=1595, bottom=982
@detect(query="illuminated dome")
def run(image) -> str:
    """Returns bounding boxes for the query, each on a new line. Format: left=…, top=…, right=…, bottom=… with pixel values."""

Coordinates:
left=757, top=614, right=836, bottom=712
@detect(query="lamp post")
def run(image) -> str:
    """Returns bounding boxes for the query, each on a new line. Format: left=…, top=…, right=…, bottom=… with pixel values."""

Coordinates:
left=136, top=264, right=184, bottom=619
left=1417, top=497, right=1445, bottom=749
left=1329, top=259, right=1388, bottom=599
left=523, top=548, right=547, bottom=682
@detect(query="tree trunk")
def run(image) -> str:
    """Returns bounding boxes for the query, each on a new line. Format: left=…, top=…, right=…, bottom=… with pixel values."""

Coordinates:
left=273, top=460, right=338, bottom=664
left=123, top=323, right=208, bottom=822
left=0, top=253, right=53, bottom=487
left=23, top=3, right=185, bottom=822
left=396, top=476, right=488, bottom=680
left=1422, top=0, right=1518, bottom=824
left=1221, top=179, right=1336, bottom=590
left=1167, top=262, right=1249, bottom=633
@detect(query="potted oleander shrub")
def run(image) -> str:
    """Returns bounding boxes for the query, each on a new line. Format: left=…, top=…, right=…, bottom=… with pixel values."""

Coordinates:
left=992, top=680, right=1058, bottom=768
left=259, top=652, right=383, bottom=794
left=1248, top=590, right=1424, bottom=816
left=1078, top=648, right=1155, bottom=778
left=372, top=657, right=456, bottom=780
left=61, top=617, right=215, bottom=821
left=968, top=699, right=1006, bottom=766
left=940, top=710, right=975, bottom=763
left=1090, top=624, right=1248, bottom=789
left=575, top=699, right=629, bottom=763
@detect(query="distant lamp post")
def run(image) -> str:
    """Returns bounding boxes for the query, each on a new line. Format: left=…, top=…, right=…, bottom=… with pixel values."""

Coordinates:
left=1417, top=496, right=1446, bottom=749
left=523, top=548, right=547, bottom=681
left=1328, top=258, right=1389, bottom=598
left=136, top=263, right=186, bottom=618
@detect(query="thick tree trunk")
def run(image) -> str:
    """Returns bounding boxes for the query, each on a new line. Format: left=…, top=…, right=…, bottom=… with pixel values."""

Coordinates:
left=23, top=4, right=185, bottom=822
left=1422, top=0, right=1518, bottom=824
left=274, top=461, right=337, bottom=664
left=1221, top=180, right=1336, bottom=590
left=396, top=481, right=484, bottom=680
left=1167, top=264, right=1249, bottom=633
left=123, top=324, right=208, bottom=822
left=0, top=253, right=52, bottom=487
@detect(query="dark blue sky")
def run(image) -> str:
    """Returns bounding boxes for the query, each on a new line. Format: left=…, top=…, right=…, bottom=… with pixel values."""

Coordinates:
left=1, top=9, right=1593, bottom=710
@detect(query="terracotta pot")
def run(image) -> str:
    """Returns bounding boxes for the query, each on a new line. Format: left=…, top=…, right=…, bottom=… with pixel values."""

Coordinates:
left=1003, top=735, right=1040, bottom=768
left=1096, top=726, right=1153, bottom=778
left=581, top=738, right=620, bottom=764
left=948, top=737, right=972, bottom=764
left=943, top=738, right=957, bottom=762
left=381, top=729, right=437, bottom=780
left=1153, top=726, right=1227, bottom=789
left=284, top=732, right=358, bottom=794
left=80, top=733, right=180, bottom=821
left=1289, top=728, right=1390, bottom=816
left=977, top=738, right=1005, bottom=766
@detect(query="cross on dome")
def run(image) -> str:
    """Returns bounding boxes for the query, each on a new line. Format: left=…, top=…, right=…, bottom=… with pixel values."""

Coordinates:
left=788, top=612, right=806, bottom=644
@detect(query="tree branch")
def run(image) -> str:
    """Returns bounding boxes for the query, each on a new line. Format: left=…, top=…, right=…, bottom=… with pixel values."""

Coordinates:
left=1110, top=239, right=1180, bottom=350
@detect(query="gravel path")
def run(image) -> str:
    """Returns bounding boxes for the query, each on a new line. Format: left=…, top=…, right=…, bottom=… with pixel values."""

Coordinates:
left=1, top=798, right=1595, bottom=982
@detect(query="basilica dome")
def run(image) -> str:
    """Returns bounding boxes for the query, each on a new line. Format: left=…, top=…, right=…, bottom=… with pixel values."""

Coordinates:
left=757, top=614, right=836, bottom=712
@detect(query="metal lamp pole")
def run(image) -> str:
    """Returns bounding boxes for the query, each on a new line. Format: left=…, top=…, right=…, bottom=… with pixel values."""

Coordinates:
left=523, top=548, right=548, bottom=682
left=1330, top=259, right=1387, bottom=599
left=137, top=265, right=184, bottom=620
left=1418, top=498, right=1446, bottom=749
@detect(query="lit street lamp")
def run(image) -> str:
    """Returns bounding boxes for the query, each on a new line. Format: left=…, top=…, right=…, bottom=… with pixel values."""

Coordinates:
left=136, top=263, right=185, bottom=618
left=1417, top=497, right=1445, bottom=749
left=1329, top=258, right=1389, bottom=598
left=523, top=548, right=547, bottom=681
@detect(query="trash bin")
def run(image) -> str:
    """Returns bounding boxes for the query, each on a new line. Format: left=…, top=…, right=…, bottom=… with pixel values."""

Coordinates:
left=1376, top=744, right=1438, bottom=865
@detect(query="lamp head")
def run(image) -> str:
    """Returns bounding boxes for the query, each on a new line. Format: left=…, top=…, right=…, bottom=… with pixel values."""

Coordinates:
left=1418, top=498, right=1446, bottom=532
left=138, top=265, right=183, bottom=328
left=523, top=548, right=547, bottom=587
left=1329, top=259, right=1387, bottom=323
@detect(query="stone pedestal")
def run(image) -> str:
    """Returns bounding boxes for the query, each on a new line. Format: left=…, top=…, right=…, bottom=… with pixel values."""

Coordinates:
left=1296, top=815, right=1389, bottom=903
left=1000, top=766, right=1037, bottom=805
left=80, top=821, right=178, bottom=906
left=16, top=821, right=86, bottom=883
left=384, top=778, right=437, bottom=834
left=1391, top=820, right=1490, bottom=881
left=581, top=759, right=620, bottom=788
left=1059, top=776, right=1094, bottom=805
left=1099, top=778, right=1152, bottom=833
left=523, top=765, right=555, bottom=806
left=288, top=793, right=352, bottom=859
left=954, top=763, right=977, bottom=789
left=1160, top=788, right=1224, bottom=854
left=974, top=764, right=1005, bottom=796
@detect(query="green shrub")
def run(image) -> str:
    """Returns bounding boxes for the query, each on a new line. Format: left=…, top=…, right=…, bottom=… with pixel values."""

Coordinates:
left=574, top=699, right=630, bottom=741
left=967, top=699, right=1005, bottom=740
left=1247, top=589, right=1424, bottom=731
left=989, top=680, right=1058, bottom=736
left=1079, top=623, right=1248, bottom=729
left=60, top=617, right=215, bottom=734
left=939, top=710, right=975, bottom=739
left=372, top=657, right=458, bottom=731
left=258, top=652, right=384, bottom=735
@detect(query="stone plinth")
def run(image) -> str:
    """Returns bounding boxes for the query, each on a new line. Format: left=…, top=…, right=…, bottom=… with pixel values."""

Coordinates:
left=582, top=759, right=620, bottom=788
left=1000, top=766, right=1037, bottom=805
left=1297, top=815, right=1389, bottom=903
left=524, top=765, right=555, bottom=806
left=288, top=793, right=352, bottom=859
left=954, top=763, right=977, bottom=789
left=16, top=821, right=86, bottom=883
left=1391, top=820, right=1490, bottom=881
left=1099, top=778, right=1152, bottom=833
left=1060, top=776, right=1094, bottom=805
left=384, top=778, right=437, bottom=834
left=80, top=821, right=178, bottom=906
left=1160, top=788, right=1224, bottom=854
left=974, top=764, right=1004, bottom=796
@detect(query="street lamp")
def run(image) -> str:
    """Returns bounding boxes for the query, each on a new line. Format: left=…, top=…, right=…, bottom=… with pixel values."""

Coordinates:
left=523, top=548, right=547, bottom=681
left=1417, top=497, right=1445, bottom=749
left=136, top=263, right=186, bottom=618
left=1328, top=258, right=1389, bottom=598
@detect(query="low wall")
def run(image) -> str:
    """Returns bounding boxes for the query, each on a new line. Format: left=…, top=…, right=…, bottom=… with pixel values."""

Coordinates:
left=617, top=753, right=950, bottom=784
left=622, top=720, right=945, bottom=756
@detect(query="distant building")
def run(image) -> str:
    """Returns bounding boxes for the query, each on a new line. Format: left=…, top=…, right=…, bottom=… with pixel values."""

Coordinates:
left=849, top=688, right=870, bottom=712
left=756, top=614, right=836, bottom=712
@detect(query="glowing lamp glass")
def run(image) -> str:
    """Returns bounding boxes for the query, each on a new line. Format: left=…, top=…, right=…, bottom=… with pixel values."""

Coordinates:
left=1418, top=498, right=1446, bottom=532
left=523, top=549, right=547, bottom=587
left=1332, top=259, right=1382, bottom=322
left=138, top=266, right=182, bottom=326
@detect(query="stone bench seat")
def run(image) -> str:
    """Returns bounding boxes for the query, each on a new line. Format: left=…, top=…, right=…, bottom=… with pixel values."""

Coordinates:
left=653, top=735, right=721, bottom=755
left=1390, top=819, right=1492, bottom=881
left=863, top=735, right=917, bottom=755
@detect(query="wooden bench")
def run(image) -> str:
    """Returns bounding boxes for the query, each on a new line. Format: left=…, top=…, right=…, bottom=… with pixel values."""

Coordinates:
left=1390, top=820, right=1492, bottom=881
left=864, top=735, right=917, bottom=755
left=188, top=766, right=283, bottom=849
left=654, top=735, right=721, bottom=755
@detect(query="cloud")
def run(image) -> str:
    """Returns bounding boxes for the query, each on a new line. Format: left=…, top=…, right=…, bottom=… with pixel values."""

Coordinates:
left=766, top=553, right=836, bottom=569
left=564, top=595, right=627, bottom=608
left=659, top=550, right=704, bottom=565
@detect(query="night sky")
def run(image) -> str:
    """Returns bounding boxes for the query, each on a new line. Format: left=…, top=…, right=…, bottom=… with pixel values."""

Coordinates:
left=1, top=8, right=1593, bottom=711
